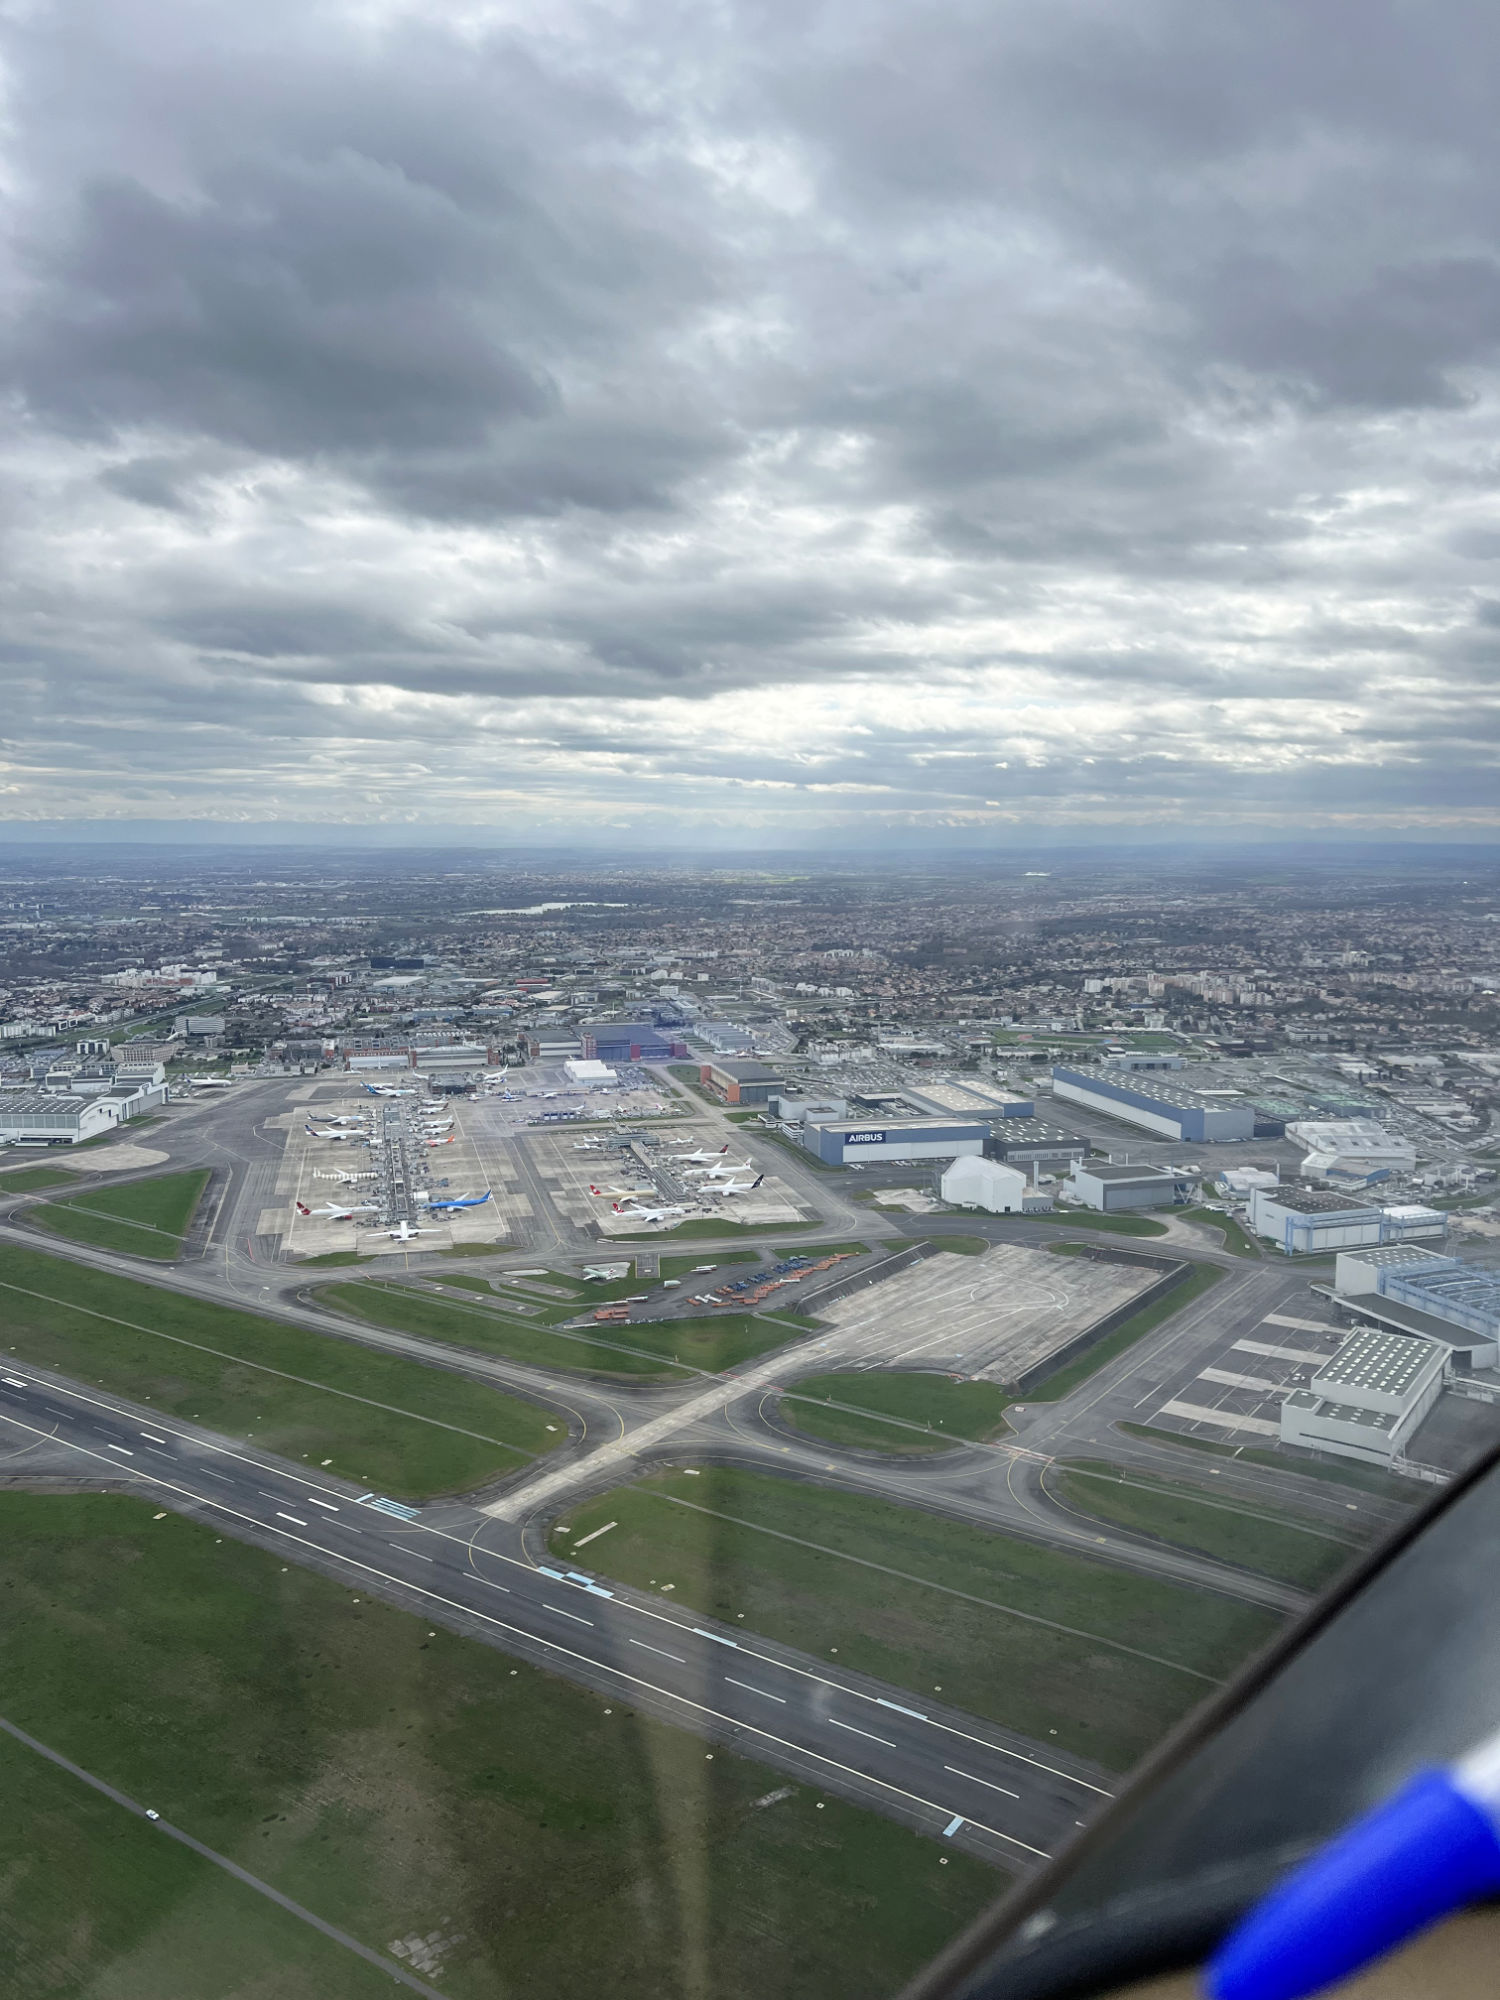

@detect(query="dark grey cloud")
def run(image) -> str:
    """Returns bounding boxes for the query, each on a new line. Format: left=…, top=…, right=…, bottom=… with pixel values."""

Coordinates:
left=2, top=0, right=1500, bottom=832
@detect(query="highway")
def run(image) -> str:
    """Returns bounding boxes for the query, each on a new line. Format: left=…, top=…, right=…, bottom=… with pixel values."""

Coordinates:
left=0, top=1359, right=1111, bottom=1870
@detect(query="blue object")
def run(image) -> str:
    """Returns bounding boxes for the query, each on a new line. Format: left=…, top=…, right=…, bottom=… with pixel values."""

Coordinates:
left=1207, top=1769, right=1500, bottom=2000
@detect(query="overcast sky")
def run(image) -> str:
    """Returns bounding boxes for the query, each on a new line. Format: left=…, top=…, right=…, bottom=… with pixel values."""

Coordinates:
left=3, top=0, right=1499, bottom=842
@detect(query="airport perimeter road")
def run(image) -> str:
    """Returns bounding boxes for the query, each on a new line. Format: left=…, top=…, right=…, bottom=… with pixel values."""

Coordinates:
left=0, top=1364, right=1110, bottom=1870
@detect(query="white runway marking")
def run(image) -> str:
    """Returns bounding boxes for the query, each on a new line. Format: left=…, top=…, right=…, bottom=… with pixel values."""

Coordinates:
left=629, top=1640, right=686, bottom=1663
left=828, top=1718, right=895, bottom=1748
left=944, top=1765, right=1020, bottom=1799
left=725, top=1676, right=786, bottom=1703
left=1262, top=1313, right=1335, bottom=1334
left=544, top=1603, right=594, bottom=1626
left=275, top=1512, right=308, bottom=1527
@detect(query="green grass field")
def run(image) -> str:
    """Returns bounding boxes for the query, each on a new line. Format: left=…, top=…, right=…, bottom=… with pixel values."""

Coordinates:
left=780, top=1372, right=1012, bottom=1454
left=1018, top=1263, right=1222, bottom=1402
left=0, top=1165, right=78, bottom=1192
left=1047, top=1460, right=1365, bottom=1589
left=28, top=1168, right=211, bottom=1260
left=1115, top=1422, right=1421, bottom=1501
left=1178, top=1207, right=1261, bottom=1257
left=322, top=1281, right=806, bottom=1381
left=0, top=1493, right=1000, bottom=2000
left=0, top=1245, right=560, bottom=1497
left=551, top=1466, right=1282, bottom=1770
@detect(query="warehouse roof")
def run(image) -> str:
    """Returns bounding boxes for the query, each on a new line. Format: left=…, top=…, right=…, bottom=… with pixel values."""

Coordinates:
left=1314, top=1327, right=1441, bottom=1400
left=1261, top=1188, right=1380, bottom=1216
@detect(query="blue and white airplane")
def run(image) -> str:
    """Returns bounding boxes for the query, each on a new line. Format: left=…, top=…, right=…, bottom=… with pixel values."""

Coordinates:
left=422, top=1190, right=492, bottom=1212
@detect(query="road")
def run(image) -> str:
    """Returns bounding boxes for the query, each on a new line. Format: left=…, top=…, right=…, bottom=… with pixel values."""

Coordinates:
left=0, top=1359, right=1110, bottom=1871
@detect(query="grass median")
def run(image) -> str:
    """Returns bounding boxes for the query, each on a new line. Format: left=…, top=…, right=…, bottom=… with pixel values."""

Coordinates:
left=28, top=1168, right=211, bottom=1260
left=0, top=1492, right=1000, bottom=2000
left=1178, top=1207, right=1260, bottom=1257
left=321, top=1281, right=806, bottom=1381
left=0, top=1245, right=559, bottom=1498
left=551, top=1466, right=1282, bottom=1771
left=779, top=1372, right=1012, bottom=1455
left=1046, top=1460, right=1366, bottom=1589
left=0, top=1165, right=78, bottom=1193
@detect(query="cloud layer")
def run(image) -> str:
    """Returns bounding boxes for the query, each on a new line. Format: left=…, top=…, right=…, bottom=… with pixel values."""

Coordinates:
left=3, top=0, right=1500, bottom=835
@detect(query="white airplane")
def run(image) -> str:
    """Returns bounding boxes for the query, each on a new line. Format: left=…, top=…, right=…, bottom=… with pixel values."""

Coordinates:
left=589, top=1181, right=655, bottom=1198
left=712, top=1175, right=765, bottom=1197
left=385, top=1220, right=429, bottom=1242
left=420, top=1118, right=454, bottom=1133
left=363, top=1082, right=415, bottom=1097
left=612, top=1199, right=691, bottom=1222
left=188, top=1076, right=234, bottom=1089
left=296, top=1199, right=380, bottom=1221
left=306, top=1124, right=365, bottom=1143
left=683, top=1159, right=754, bottom=1179
left=572, top=1140, right=610, bottom=1150
left=671, top=1145, right=730, bottom=1163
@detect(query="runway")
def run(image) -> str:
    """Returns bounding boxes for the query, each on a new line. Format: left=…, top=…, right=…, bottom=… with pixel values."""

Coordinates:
left=0, top=1360, right=1111, bottom=1872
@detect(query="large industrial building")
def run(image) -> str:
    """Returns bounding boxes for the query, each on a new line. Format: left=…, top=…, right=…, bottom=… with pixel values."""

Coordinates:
left=1050, top=1065, right=1256, bottom=1142
left=0, top=1091, right=121, bottom=1144
left=901, top=1079, right=1035, bottom=1120
left=800, top=1116, right=987, bottom=1166
left=1065, top=1161, right=1186, bottom=1212
left=700, top=1058, right=785, bottom=1106
left=582, top=1022, right=689, bottom=1063
left=1287, top=1118, right=1417, bottom=1185
left=1332, top=1245, right=1500, bottom=1368
left=1249, top=1186, right=1447, bottom=1256
left=1280, top=1326, right=1447, bottom=1466
left=985, top=1118, right=1090, bottom=1176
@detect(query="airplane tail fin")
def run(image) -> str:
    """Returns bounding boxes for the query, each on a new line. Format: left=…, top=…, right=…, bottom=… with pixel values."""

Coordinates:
left=752, top=1175, right=764, bottom=1188
left=296, top=1201, right=310, bottom=1215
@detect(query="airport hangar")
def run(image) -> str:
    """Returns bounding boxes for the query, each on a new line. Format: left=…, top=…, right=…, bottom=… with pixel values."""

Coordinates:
left=799, top=1115, right=988, bottom=1165
left=1050, top=1064, right=1257, bottom=1142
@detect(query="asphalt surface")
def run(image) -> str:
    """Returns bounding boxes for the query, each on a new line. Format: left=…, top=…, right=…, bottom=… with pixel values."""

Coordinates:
left=0, top=1359, right=1110, bottom=1868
